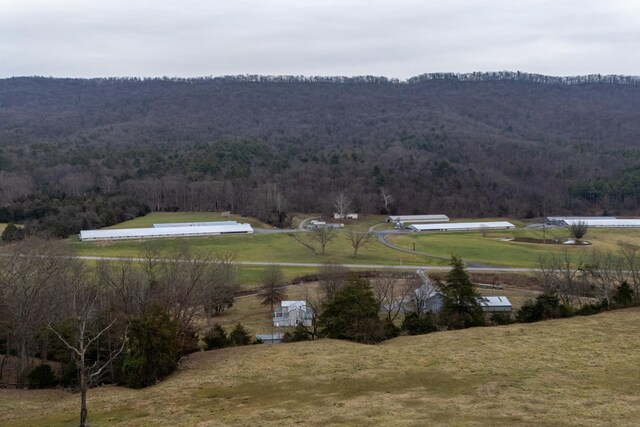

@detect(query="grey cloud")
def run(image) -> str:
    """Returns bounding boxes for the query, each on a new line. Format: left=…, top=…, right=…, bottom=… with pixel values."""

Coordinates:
left=0, top=0, right=638, bottom=78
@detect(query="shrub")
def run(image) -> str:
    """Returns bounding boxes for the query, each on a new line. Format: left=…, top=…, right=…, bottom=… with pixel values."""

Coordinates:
left=613, top=282, right=634, bottom=307
left=204, top=324, right=229, bottom=350
left=490, top=312, right=514, bottom=325
left=229, top=323, right=252, bottom=346
left=401, top=312, right=438, bottom=335
left=516, top=292, right=570, bottom=323
left=27, top=364, right=58, bottom=389
left=282, top=324, right=311, bottom=343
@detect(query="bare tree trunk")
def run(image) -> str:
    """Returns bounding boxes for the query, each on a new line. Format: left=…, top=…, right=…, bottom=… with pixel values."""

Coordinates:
left=80, top=367, right=88, bottom=427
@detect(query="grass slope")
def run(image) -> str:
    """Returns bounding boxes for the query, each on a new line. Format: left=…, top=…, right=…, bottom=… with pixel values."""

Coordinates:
left=2, top=309, right=639, bottom=426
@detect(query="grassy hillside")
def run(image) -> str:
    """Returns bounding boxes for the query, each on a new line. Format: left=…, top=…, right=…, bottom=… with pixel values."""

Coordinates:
left=2, top=309, right=639, bottom=426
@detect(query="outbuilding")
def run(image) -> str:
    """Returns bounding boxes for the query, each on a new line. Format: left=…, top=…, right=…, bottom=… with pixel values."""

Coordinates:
left=79, top=223, right=254, bottom=241
left=409, top=221, right=515, bottom=232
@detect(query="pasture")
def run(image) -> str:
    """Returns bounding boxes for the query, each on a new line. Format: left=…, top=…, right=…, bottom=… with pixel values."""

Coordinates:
left=2, top=309, right=638, bottom=426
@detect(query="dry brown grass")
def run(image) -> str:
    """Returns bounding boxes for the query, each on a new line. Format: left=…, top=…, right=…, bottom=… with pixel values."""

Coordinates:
left=2, top=309, right=639, bottom=426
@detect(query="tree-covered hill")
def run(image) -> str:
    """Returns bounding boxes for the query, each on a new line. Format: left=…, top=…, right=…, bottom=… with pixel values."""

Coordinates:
left=1, top=72, right=639, bottom=222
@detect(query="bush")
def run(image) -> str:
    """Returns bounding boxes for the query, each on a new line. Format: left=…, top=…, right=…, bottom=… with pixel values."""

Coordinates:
left=1, top=223, right=25, bottom=242
left=229, top=323, right=252, bottom=346
left=516, top=292, right=571, bottom=323
left=204, top=324, right=229, bottom=350
left=401, top=312, right=438, bottom=335
left=574, top=300, right=608, bottom=316
left=27, top=364, right=58, bottom=389
left=282, top=324, right=311, bottom=343
left=613, top=282, right=634, bottom=307
left=490, top=312, right=513, bottom=325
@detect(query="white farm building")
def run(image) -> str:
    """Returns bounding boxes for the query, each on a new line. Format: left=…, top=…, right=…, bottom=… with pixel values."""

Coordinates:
left=546, top=216, right=616, bottom=226
left=273, top=301, right=313, bottom=327
left=409, top=221, right=515, bottom=232
left=387, top=214, right=449, bottom=224
left=79, top=223, right=253, bottom=241
left=153, top=221, right=238, bottom=228
left=561, top=218, right=640, bottom=228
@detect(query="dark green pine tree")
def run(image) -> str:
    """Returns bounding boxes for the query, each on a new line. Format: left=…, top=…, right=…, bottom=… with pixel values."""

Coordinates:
left=439, top=256, right=485, bottom=329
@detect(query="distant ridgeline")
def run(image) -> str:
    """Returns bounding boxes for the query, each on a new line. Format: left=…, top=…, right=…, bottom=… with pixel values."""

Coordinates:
left=1, top=72, right=640, bottom=226
left=7, top=71, right=640, bottom=85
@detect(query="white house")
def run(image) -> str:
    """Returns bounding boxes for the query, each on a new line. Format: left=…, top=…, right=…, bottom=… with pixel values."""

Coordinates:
left=273, top=301, right=313, bottom=327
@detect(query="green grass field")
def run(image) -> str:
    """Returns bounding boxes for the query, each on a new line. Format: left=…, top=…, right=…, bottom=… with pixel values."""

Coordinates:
left=70, top=213, right=438, bottom=266
left=69, top=213, right=640, bottom=271
left=2, top=308, right=638, bottom=426
left=387, top=226, right=640, bottom=267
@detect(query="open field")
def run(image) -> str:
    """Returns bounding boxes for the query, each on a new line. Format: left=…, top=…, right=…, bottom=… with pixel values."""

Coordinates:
left=67, top=213, right=640, bottom=271
left=2, top=309, right=639, bottom=426
left=387, top=226, right=640, bottom=267
left=69, top=213, right=438, bottom=266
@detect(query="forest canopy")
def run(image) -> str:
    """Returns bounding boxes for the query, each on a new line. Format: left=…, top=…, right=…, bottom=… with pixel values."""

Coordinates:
left=1, top=72, right=640, bottom=228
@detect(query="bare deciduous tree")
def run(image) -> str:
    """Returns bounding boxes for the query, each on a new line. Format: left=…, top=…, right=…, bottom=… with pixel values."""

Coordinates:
left=258, top=264, right=287, bottom=311
left=583, top=250, right=621, bottom=308
left=373, top=273, right=420, bottom=322
left=380, top=187, right=394, bottom=213
left=333, top=192, right=352, bottom=219
left=318, top=263, right=348, bottom=303
left=347, top=230, right=372, bottom=258
left=0, top=237, right=70, bottom=385
left=618, top=243, right=640, bottom=300
left=567, top=220, right=588, bottom=241
left=203, top=251, right=239, bottom=324
left=538, top=249, right=589, bottom=306
left=47, top=265, right=126, bottom=427
left=311, top=227, right=337, bottom=255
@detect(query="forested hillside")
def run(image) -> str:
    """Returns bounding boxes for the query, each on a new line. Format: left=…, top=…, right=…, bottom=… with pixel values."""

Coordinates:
left=1, top=72, right=640, bottom=228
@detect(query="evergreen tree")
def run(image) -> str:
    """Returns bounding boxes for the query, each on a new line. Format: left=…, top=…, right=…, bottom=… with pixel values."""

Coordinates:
left=319, top=276, right=386, bottom=343
left=439, top=256, right=485, bottom=328
left=121, top=306, right=180, bottom=388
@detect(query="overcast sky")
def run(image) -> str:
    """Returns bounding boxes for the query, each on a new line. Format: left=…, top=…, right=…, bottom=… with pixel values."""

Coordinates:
left=1, top=0, right=638, bottom=78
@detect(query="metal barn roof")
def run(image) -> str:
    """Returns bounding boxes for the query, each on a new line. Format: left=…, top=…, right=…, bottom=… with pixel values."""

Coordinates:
left=478, top=296, right=512, bottom=312
left=387, top=215, right=449, bottom=223
left=153, top=221, right=238, bottom=228
left=79, top=223, right=253, bottom=241
left=409, top=221, right=515, bottom=232
left=546, top=216, right=616, bottom=222
left=562, top=218, right=640, bottom=228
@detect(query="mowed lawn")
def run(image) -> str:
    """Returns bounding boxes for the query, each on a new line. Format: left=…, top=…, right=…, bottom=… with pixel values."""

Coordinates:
left=2, top=309, right=639, bottom=426
left=69, top=213, right=437, bottom=266
left=387, top=226, right=640, bottom=267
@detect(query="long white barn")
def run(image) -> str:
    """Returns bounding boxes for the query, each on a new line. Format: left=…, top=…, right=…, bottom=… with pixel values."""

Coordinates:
left=153, top=221, right=238, bottom=228
left=562, top=218, right=640, bottom=228
left=387, top=214, right=449, bottom=223
left=79, top=223, right=253, bottom=241
left=546, top=216, right=616, bottom=226
left=409, top=221, right=515, bottom=232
